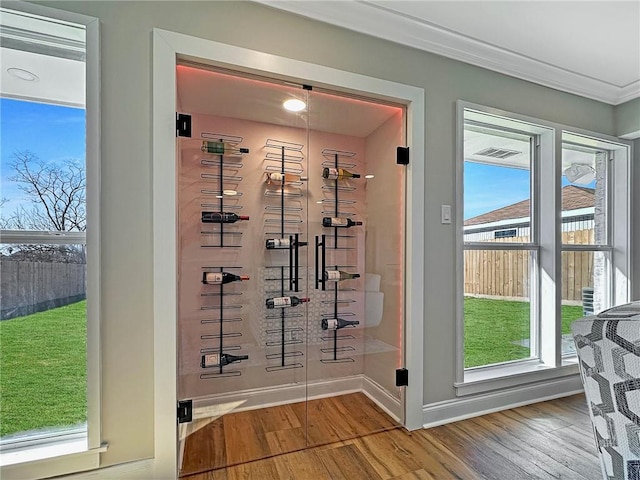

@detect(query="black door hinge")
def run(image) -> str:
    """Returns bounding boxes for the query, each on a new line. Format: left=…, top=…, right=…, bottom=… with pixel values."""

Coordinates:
left=176, top=113, right=192, bottom=138
left=397, top=146, right=409, bottom=165
left=177, top=399, right=193, bottom=424
left=395, top=368, right=408, bottom=387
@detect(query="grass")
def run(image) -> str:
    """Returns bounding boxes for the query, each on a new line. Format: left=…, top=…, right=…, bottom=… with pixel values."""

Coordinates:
left=464, top=297, right=584, bottom=368
left=0, top=297, right=585, bottom=436
left=0, top=301, right=87, bottom=438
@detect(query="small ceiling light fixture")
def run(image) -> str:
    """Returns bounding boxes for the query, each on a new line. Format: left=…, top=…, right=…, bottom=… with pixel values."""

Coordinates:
left=364, top=174, right=375, bottom=179
left=564, top=164, right=596, bottom=185
left=223, top=189, right=238, bottom=196
left=283, top=98, right=306, bottom=112
left=7, top=67, right=39, bottom=82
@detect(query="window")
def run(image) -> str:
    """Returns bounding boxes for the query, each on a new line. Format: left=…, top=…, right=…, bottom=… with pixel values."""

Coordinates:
left=457, top=103, right=630, bottom=392
left=0, top=4, right=102, bottom=477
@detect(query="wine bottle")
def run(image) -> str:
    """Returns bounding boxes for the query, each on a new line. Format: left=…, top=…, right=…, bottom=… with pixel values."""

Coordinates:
left=201, top=352, right=248, bottom=368
left=323, top=270, right=360, bottom=281
left=266, top=296, right=310, bottom=309
left=202, top=212, right=250, bottom=223
left=322, top=167, right=360, bottom=180
left=265, top=238, right=309, bottom=249
left=202, top=272, right=249, bottom=285
left=266, top=172, right=307, bottom=185
left=201, top=141, right=249, bottom=155
left=322, top=217, right=362, bottom=228
left=321, top=318, right=360, bottom=330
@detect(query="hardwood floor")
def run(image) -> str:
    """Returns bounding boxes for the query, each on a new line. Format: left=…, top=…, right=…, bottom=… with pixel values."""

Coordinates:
left=182, top=393, right=600, bottom=480
left=181, top=392, right=399, bottom=476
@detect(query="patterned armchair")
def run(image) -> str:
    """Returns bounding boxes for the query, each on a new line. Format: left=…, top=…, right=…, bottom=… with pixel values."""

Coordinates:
left=572, top=301, right=640, bottom=480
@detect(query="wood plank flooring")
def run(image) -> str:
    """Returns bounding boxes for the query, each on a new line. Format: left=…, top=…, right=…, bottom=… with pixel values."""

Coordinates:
left=182, top=394, right=600, bottom=480
left=181, top=392, right=399, bottom=476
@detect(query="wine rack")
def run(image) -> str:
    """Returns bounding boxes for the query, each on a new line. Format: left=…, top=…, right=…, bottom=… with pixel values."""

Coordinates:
left=200, top=265, right=247, bottom=379
left=315, top=149, right=361, bottom=364
left=198, top=132, right=250, bottom=379
left=200, top=133, right=248, bottom=248
left=263, top=139, right=307, bottom=372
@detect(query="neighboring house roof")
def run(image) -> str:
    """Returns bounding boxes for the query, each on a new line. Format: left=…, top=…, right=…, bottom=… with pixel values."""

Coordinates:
left=464, top=185, right=595, bottom=226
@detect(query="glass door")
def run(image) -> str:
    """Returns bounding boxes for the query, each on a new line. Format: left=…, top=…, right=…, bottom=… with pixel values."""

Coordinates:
left=175, top=65, right=407, bottom=476
left=176, top=65, right=310, bottom=476
left=306, top=89, right=406, bottom=444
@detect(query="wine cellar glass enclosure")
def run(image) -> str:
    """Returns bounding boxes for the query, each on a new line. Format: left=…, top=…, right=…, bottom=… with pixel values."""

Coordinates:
left=176, top=63, right=407, bottom=475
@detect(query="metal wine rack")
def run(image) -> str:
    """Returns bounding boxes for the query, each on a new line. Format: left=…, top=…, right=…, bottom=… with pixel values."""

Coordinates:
left=197, top=132, right=250, bottom=379
left=263, top=139, right=307, bottom=372
left=200, top=133, right=248, bottom=248
left=200, top=265, right=247, bottom=379
left=315, top=149, right=361, bottom=364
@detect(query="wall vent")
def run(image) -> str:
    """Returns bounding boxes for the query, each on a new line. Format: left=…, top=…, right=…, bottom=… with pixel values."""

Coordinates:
left=475, top=147, right=521, bottom=159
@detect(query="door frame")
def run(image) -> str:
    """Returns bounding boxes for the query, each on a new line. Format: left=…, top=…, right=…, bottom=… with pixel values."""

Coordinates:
left=152, top=28, right=425, bottom=478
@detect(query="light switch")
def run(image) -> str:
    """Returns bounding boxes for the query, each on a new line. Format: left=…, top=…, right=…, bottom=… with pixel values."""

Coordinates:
left=441, top=205, right=451, bottom=224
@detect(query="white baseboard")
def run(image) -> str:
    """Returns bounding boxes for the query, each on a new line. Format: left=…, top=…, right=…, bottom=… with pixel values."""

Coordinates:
left=192, top=375, right=364, bottom=413
left=55, top=459, right=154, bottom=480
left=422, top=376, right=585, bottom=428
left=361, top=376, right=402, bottom=423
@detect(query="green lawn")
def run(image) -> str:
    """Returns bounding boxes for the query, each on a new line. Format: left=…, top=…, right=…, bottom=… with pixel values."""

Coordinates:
left=0, top=301, right=87, bottom=438
left=464, top=297, right=584, bottom=368
left=0, top=297, right=584, bottom=436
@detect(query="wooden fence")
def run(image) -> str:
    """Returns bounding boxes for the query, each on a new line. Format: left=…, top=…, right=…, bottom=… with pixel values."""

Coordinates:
left=0, top=260, right=86, bottom=320
left=464, top=229, right=595, bottom=302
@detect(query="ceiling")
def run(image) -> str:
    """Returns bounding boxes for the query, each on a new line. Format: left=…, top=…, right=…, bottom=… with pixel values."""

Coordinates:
left=257, top=0, right=640, bottom=105
left=177, top=65, right=402, bottom=137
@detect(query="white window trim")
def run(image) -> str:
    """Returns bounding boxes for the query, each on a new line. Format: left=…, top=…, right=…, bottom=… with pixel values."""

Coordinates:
left=0, top=1, right=105, bottom=478
left=455, top=100, right=632, bottom=396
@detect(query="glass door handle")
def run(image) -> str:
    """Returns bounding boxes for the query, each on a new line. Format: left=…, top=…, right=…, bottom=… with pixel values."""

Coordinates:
left=315, top=235, right=326, bottom=291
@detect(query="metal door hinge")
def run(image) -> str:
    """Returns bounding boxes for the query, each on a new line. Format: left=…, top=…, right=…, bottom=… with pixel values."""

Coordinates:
left=176, top=113, right=192, bottom=138
left=397, top=146, right=409, bottom=165
left=177, top=399, right=193, bottom=424
left=395, top=368, right=408, bottom=387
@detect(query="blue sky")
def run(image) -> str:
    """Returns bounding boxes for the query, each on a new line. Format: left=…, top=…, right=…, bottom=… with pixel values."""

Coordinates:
left=464, top=161, right=531, bottom=220
left=0, top=98, right=85, bottom=213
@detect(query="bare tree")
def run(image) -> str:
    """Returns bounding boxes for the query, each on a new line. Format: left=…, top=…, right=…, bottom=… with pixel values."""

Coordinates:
left=4, top=150, right=86, bottom=232
left=1, top=151, right=86, bottom=263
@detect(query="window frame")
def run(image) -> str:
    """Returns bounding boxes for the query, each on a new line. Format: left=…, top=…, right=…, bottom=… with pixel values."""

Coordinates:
left=0, top=1, right=103, bottom=477
left=455, top=100, right=631, bottom=396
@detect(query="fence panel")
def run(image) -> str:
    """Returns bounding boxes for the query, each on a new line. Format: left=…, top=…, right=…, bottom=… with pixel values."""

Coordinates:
left=0, top=260, right=86, bottom=320
left=464, top=230, right=594, bottom=302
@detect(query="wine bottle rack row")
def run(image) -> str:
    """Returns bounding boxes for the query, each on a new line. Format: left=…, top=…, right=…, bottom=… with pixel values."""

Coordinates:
left=263, top=139, right=307, bottom=372
left=199, top=133, right=250, bottom=249
left=316, top=148, right=362, bottom=364
left=187, top=132, right=365, bottom=378
left=200, top=265, right=249, bottom=379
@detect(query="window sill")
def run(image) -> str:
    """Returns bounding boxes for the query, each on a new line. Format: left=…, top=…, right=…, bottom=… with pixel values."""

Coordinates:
left=455, top=359, right=580, bottom=396
left=0, top=436, right=108, bottom=480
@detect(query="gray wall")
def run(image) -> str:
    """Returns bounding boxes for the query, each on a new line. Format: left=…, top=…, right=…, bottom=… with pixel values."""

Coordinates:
left=615, top=98, right=640, bottom=137
left=37, top=0, right=632, bottom=467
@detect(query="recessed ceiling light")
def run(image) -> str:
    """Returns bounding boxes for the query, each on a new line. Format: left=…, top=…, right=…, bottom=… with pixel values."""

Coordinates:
left=7, top=67, right=39, bottom=82
left=223, top=189, right=238, bottom=196
left=365, top=174, right=375, bottom=179
left=283, top=99, right=306, bottom=112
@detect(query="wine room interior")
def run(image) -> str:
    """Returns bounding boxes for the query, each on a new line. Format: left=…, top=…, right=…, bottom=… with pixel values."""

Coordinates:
left=176, top=63, right=407, bottom=475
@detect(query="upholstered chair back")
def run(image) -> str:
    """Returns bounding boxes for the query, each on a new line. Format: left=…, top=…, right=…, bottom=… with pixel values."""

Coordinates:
left=572, top=302, right=640, bottom=480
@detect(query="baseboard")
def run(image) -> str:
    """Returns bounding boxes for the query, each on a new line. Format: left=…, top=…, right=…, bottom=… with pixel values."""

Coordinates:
left=192, top=375, right=364, bottom=414
left=422, top=376, right=585, bottom=428
left=361, top=377, right=402, bottom=423
left=55, top=459, right=154, bottom=479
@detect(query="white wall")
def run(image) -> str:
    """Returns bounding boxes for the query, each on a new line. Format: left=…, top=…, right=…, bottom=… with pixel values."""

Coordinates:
left=34, top=0, right=630, bottom=469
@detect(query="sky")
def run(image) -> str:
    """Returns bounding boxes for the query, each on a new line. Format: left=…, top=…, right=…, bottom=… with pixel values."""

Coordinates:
left=0, top=98, right=86, bottom=214
left=463, top=161, right=531, bottom=220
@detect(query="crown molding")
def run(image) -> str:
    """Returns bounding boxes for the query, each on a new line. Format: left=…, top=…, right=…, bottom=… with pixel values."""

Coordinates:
left=256, top=1, right=639, bottom=106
